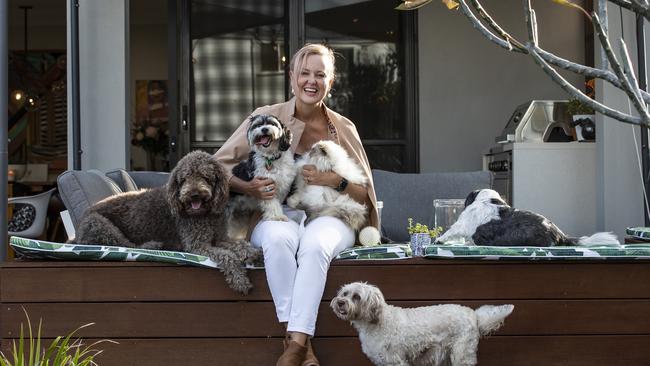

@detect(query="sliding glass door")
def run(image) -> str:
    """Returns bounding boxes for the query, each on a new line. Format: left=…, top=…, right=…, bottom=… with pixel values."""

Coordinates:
left=174, top=0, right=418, bottom=172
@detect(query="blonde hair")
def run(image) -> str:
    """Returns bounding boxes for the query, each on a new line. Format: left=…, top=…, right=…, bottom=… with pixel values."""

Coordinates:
left=289, top=43, right=336, bottom=79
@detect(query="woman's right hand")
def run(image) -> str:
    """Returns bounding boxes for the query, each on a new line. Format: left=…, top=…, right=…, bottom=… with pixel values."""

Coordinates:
left=247, top=177, right=276, bottom=200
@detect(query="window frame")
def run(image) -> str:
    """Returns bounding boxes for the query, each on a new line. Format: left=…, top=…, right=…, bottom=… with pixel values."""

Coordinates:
left=171, top=0, right=419, bottom=172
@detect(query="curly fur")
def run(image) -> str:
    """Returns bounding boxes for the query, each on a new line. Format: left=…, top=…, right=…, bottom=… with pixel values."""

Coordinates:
left=229, top=114, right=296, bottom=223
left=436, top=189, right=619, bottom=246
left=73, top=151, right=262, bottom=294
left=331, top=282, right=514, bottom=366
left=287, top=140, right=368, bottom=231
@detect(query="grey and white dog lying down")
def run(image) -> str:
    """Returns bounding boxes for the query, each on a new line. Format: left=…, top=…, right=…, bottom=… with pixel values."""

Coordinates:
left=73, top=151, right=262, bottom=295
left=331, top=282, right=514, bottom=366
left=436, top=189, right=619, bottom=246
left=287, top=140, right=368, bottom=231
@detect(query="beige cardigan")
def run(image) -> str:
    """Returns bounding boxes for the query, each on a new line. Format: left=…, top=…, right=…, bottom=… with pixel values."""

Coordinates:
left=214, top=98, right=379, bottom=232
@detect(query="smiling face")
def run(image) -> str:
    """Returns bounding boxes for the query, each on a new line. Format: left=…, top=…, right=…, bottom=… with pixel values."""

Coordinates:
left=291, top=53, right=334, bottom=107
left=246, top=114, right=292, bottom=154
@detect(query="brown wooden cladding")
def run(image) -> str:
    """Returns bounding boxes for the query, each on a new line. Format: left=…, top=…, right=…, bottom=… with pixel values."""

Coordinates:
left=2, top=300, right=650, bottom=338
left=2, top=336, right=650, bottom=366
left=2, top=259, right=650, bottom=365
left=3, top=259, right=650, bottom=302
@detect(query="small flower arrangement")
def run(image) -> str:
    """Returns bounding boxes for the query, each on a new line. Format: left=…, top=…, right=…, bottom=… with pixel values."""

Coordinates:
left=131, top=120, right=169, bottom=157
left=407, top=218, right=443, bottom=239
left=407, top=218, right=443, bottom=257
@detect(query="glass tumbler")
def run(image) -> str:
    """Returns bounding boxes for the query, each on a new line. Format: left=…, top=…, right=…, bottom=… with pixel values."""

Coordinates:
left=432, top=199, right=465, bottom=233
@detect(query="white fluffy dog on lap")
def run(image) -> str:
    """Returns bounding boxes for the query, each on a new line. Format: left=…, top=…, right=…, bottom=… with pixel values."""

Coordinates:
left=331, top=282, right=514, bottom=366
left=287, top=140, right=368, bottom=231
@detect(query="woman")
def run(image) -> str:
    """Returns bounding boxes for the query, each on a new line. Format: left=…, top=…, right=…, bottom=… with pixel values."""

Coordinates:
left=215, top=43, right=379, bottom=366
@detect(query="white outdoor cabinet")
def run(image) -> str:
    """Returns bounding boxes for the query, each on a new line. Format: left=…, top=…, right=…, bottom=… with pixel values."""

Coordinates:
left=485, top=142, right=597, bottom=236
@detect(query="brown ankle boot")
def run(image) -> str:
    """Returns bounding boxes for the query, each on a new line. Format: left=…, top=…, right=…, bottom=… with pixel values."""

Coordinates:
left=302, top=339, right=319, bottom=366
left=276, top=340, right=307, bottom=366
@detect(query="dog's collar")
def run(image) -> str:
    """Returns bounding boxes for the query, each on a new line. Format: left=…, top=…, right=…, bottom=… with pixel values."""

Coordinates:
left=263, top=153, right=282, bottom=170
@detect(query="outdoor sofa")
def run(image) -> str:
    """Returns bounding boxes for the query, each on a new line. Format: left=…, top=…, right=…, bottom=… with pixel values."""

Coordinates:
left=1, top=168, right=649, bottom=365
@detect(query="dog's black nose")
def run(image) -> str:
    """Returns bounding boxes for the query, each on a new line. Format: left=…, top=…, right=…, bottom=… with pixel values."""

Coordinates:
left=261, top=127, right=269, bottom=134
left=337, top=300, right=345, bottom=307
left=190, top=193, right=201, bottom=200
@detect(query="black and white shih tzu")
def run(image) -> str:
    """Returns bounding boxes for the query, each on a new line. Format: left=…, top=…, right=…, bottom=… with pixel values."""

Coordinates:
left=229, top=114, right=296, bottom=222
left=287, top=140, right=368, bottom=231
left=435, top=189, right=620, bottom=246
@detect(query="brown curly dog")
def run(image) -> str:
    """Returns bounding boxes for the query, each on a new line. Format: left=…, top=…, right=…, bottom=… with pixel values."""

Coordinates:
left=73, top=150, right=262, bottom=294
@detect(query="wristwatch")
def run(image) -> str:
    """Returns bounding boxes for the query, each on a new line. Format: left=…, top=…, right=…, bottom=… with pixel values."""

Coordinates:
left=335, top=177, right=349, bottom=192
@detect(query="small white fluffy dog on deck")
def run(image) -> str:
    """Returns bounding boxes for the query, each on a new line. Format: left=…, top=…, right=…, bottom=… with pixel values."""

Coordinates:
left=435, top=189, right=619, bottom=246
left=287, top=140, right=368, bottom=231
left=229, top=114, right=296, bottom=222
left=330, top=282, right=514, bottom=366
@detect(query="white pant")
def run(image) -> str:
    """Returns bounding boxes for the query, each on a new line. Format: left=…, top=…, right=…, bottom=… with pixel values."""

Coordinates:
left=250, top=207, right=355, bottom=336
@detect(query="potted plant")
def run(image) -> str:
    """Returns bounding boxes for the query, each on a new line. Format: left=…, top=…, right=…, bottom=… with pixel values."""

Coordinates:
left=566, top=78, right=596, bottom=141
left=567, top=98, right=596, bottom=141
left=1, top=308, right=117, bottom=366
left=407, top=218, right=443, bottom=256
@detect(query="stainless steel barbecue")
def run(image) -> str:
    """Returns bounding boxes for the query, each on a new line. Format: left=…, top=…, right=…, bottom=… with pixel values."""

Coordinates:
left=495, top=100, right=570, bottom=144
left=485, top=100, right=572, bottom=204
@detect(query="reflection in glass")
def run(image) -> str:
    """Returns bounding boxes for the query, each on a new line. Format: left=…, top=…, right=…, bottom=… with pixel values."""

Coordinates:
left=364, top=145, right=405, bottom=172
left=190, top=0, right=286, bottom=143
left=305, top=0, right=406, bottom=170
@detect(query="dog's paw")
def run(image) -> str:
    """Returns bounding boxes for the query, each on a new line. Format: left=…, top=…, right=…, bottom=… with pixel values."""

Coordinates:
left=245, top=247, right=264, bottom=265
left=229, top=275, right=253, bottom=295
left=286, top=195, right=299, bottom=208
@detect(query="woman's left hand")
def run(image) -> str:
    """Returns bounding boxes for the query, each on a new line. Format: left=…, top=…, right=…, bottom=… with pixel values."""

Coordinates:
left=302, top=165, right=339, bottom=188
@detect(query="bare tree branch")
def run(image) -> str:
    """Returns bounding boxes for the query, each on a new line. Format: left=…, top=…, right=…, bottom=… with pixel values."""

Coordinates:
left=468, top=0, right=527, bottom=51
left=592, top=12, right=650, bottom=121
left=522, top=0, right=538, bottom=46
left=456, top=1, right=521, bottom=52
left=536, top=48, right=650, bottom=103
left=461, top=0, right=650, bottom=103
left=396, top=0, right=650, bottom=126
left=617, top=38, right=650, bottom=122
left=528, top=44, right=646, bottom=126
left=609, top=0, right=650, bottom=19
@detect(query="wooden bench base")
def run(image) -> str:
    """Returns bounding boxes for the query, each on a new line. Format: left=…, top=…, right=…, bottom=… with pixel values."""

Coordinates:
left=2, top=258, right=650, bottom=365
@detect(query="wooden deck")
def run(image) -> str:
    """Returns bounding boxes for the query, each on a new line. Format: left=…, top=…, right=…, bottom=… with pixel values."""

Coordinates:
left=1, top=258, right=650, bottom=365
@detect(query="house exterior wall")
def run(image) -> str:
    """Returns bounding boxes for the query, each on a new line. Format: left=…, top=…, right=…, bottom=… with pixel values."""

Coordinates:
left=66, top=0, right=129, bottom=171
left=596, top=4, right=645, bottom=238
left=417, top=1, right=586, bottom=173
left=58, top=2, right=644, bottom=237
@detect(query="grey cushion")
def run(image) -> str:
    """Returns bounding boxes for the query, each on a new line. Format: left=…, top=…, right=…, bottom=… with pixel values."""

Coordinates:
left=56, top=170, right=122, bottom=230
left=372, top=169, right=493, bottom=242
left=106, top=169, right=139, bottom=192
left=127, top=171, right=170, bottom=189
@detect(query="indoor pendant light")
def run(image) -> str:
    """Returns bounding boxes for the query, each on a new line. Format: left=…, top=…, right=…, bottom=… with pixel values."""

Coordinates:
left=19, top=5, right=39, bottom=111
left=9, top=89, right=25, bottom=105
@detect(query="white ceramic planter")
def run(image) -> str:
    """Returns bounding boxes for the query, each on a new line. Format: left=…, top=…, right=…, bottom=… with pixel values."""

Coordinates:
left=410, top=233, right=431, bottom=256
